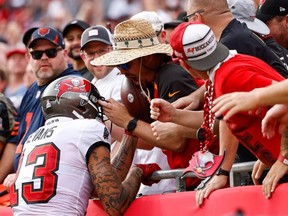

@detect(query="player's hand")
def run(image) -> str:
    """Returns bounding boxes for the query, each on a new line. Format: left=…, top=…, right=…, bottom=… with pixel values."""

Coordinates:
left=251, top=159, right=268, bottom=185
left=262, top=104, right=288, bottom=139
left=98, top=98, right=132, bottom=128
left=135, top=163, right=161, bottom=186
left=3, top=173, right=16, bottom=192
left=150, top=98, right=175, bottom=122
left=195, top=175, right=228, bottom=206
left=262, top=160, right=288, bottom=199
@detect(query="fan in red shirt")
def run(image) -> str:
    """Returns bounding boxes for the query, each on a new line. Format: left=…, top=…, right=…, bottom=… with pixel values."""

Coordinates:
left=149, top=22, right=287, bottom=206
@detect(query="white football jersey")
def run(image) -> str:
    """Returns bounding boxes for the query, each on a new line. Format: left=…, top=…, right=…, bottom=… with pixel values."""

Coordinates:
left=11, top=117, right=111, bottom=216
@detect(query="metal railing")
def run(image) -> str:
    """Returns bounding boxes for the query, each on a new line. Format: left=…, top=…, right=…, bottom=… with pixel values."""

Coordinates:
left=149, top=161, right=256, bottom=192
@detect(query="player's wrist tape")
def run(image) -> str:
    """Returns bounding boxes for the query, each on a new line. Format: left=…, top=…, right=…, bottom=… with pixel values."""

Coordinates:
left=278, top=154, right=288, bottom=166
left=216, top=168, right=230, bottom=177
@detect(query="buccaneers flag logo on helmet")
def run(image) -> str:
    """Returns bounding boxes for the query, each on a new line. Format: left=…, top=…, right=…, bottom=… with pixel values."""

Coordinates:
left=55, top=77, right=91, bottom=103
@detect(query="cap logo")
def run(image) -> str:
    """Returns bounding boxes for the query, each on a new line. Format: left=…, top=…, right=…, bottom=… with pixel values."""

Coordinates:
left=280, top=7, right=286, bottom=12
left=187, top=47, right=195, bottom=54
left=185, top=32, right=216, bottom=61
left=53, top=35, right=60, bottom=46
left=38, top=28, right=50, bottom=37
left=192, top=34, right=214, bottom=53
left=89, top=29, right=99, bottom=37
left=55, top=78, right=91, bottom=103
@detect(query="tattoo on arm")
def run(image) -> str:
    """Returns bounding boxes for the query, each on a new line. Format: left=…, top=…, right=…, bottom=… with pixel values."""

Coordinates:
left=88, top=146, right=142, bottom=216
left=111, top=134, right=138, bottom=181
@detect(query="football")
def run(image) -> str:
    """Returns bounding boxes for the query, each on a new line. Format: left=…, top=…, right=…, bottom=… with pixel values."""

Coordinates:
left=121, top=78, right=153, bottom=123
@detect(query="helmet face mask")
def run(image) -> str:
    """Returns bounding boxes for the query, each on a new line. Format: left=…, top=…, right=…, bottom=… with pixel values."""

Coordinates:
left=41, top=76, right=105, bottom=121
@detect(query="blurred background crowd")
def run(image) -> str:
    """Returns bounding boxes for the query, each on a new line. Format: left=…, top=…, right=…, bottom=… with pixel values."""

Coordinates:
left=0, top=0, right=186, bottom=47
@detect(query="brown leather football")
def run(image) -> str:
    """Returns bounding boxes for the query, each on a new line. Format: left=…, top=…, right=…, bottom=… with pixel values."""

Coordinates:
left=121, top=77, right=153, bottom=123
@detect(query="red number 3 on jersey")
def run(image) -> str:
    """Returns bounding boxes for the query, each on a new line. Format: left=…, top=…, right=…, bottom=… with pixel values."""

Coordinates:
left=10, top=143, right=60, bottom=206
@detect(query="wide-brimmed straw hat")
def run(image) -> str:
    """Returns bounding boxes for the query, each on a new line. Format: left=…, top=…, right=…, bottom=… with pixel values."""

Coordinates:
left=91, top=19, right=172, bottom=66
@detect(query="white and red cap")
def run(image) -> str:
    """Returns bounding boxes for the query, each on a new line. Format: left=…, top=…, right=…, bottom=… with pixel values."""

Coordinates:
left=170, top=22, right=229, bottom=71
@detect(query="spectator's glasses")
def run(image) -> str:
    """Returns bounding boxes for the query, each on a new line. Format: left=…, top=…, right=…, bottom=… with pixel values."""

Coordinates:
left=156, top=26, right=163, bottom=36
left=83, top=47, right=111, bottom=59
left=117, top=63, right=129, bottom=71
left=30, top=48, right=63, bottom=60
left=183, top=9, right=205, bottom=21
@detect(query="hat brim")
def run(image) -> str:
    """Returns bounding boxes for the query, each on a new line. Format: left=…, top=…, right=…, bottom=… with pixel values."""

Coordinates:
left=22, top=27, right=38, bottom=46
left=6, top=49, right=26, bottom=59
left=29, top=38, right=64, bottom=49
left=91, top=43, right=172, bottom=66
left=256, top=11, right=274, bottom=23
left=80, top=38, right=112, bottom=50
left=185, top=42, right=229, bottom=71
left=238, top=18, right=270, bottom=35
left=164, top=21, right=184, bottom=29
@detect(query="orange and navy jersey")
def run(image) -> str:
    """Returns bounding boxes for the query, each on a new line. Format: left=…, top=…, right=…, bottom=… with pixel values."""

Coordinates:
left=8, top=68, right=81, bottom=171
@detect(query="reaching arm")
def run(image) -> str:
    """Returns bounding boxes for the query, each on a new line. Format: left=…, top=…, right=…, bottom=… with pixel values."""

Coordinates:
left=88, top=145, right=142, bottom=216
left=261, top=127, right=288, bottom=199
left=196, top=121, right=238, bottom=206
left=212, top=81, right=285, bottom=120
left=99, top=98, right=191, bottom=152
left=111, top=134, right=138, bottom=181
left=172, top=85, right=205, bottom=110
left=150, top=98, right=204, bottom=128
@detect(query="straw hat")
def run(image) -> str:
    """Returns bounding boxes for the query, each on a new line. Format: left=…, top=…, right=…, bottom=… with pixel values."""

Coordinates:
left=91, top=19, right=172, bottom=66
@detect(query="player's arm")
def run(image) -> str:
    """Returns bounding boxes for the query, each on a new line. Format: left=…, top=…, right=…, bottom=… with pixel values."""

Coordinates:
left=111, top=134, right=138, bottom=181
left=88, top=134, right=160, bottom=215
left=88, top=145, right=142, bottom=216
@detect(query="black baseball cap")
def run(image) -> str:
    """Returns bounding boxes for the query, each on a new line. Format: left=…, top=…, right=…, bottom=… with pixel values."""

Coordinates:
left=164, top=11, right=187, bottom=30
left=256, top=0, right=288, bottom=23
left=29, top=27, right=65, bottom=49
left=22, top=27, right=38, bottom=47
left=80, top=25, right=113, bottom=50
left=62, top=19, right=90, bottom=37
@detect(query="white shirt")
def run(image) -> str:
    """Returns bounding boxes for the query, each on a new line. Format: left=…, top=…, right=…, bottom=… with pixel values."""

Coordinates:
left=12, top=117, right=111, bottom=216
left=91, top=67, right=125, bottom=101
left=132, top=148, right=176, bottom=195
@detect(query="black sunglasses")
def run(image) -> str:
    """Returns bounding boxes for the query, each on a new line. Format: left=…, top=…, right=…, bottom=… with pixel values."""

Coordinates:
left=183, top=9, right=205, bottom=20
left=30, top=48, right=62, bottom=60
left=117, top=63, right=129, bottom=71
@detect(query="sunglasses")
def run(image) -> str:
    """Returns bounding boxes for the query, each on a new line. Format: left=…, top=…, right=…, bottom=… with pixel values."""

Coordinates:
left=117, top=63, right=129, bottom=71
left=183, top=9, right=205, bottom=20
left=30, top=48, right=62, bottom=60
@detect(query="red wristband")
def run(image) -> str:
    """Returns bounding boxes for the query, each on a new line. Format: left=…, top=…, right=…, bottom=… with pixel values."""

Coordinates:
left=124, top=129, right=137, bottom=137
left=278, top=154, right=288, bottom=166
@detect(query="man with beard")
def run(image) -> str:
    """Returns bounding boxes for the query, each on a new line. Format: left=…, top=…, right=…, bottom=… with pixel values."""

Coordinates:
left=62, top=19, right=93, bottom=81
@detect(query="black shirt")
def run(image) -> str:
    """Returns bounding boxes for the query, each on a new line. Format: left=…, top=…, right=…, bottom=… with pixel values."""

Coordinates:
left=220, top=19, right=288, bottom=78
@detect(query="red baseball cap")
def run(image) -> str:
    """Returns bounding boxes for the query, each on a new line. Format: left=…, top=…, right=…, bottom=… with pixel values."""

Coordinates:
left=170, top=22, right=229, bottom=71
left=6, top=49, right=26, bottom=59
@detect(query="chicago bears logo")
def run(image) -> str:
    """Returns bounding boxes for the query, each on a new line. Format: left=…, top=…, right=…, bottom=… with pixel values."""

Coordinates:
left=38, top=28, right=50, bottom=37
left=55, top=78, right=91, bottom=103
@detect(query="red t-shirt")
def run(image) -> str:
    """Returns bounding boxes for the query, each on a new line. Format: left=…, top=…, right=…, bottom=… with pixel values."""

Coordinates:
left=214, top=54, right=285, bottom=166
